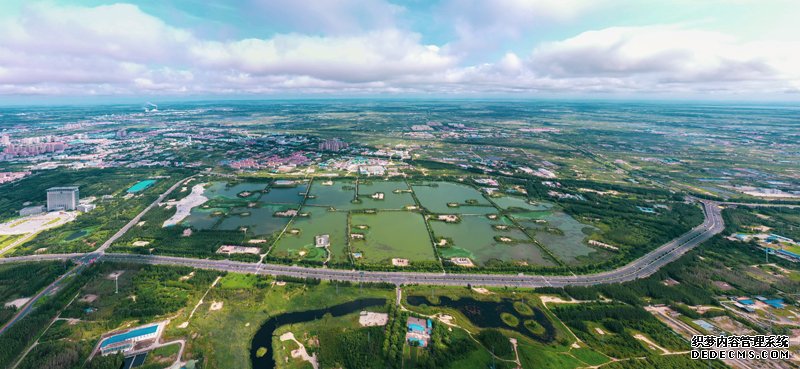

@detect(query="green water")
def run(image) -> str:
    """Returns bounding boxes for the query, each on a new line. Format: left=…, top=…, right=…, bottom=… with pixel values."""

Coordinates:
left=181, top=181, right=300, bottom=235
left=520, top=209, right=598, bottom=264
left=350, top=211, right=435, bottom=264
left=492, top=196, right=553, bottom=211
left=216, top=204, right=293, bottom=235
left=412, top=182, right=490, bottom=213
left=271, top=206, right=348, bottom=263
left=204, top=182, right=267, bottom=199
left=260, top=183, right=308, bottom=204
left=355, top=180, right=415, bottom=210
left=184, top=207, right=225, bottom=230
left=305, top=180, right=357, bottom=209
left=446, top=205, right=497, bottom=215
left=431, top=216, right=555, bottom=267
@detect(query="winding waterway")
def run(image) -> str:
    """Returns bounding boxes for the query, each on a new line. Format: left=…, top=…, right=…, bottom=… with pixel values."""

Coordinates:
left=250, top=298, right=386, bottom=369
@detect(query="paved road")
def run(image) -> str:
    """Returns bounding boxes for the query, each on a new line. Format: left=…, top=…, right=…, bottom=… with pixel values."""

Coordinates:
left=0, top=176, right=192, bottom=336
left=0, top=261, right=87, bottom=336
left=97, top=175, right=195, bottom=254
left=2, top=200, right=725, bottom=289
left=99, top=199, right=725, bottom=287
left=0, top=199, right=727, bottom=337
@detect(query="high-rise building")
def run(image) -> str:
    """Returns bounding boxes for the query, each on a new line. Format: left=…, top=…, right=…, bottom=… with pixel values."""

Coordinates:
left=47, top=186, right=79, bottom=211
left=0, top=134, right=10, bottom=146
left=318, top=139, right=349, bottom=152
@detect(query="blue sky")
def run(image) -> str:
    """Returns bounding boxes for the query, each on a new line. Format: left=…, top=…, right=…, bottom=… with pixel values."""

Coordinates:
left=0, top=0, right=798, bottom=100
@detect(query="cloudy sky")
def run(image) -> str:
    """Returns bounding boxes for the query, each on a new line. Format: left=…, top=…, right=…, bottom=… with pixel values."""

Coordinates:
left=1, top=0, right=799, bottom=100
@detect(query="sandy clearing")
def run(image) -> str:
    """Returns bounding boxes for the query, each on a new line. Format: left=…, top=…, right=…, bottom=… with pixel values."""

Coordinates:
left=4, top=297, right=31, bottom=309
left=634, top=334, right=669, bottom=354
left=280, top=332, right=319, bottom=369
left=540, top=296, right=581, bottom=304
left=163, top=184, right=208, bottom=227
left=359, top=311, right=388, bottom=327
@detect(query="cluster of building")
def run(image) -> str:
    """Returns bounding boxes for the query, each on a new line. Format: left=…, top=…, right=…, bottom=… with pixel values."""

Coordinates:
left=518, top=166, right=557, bottom=178
left=18, top=186, right=95, bottom=216
left=729, top=233, right=800, bottom=262
left=406, top=317, right=433, bottom=347
left=228, top=151, right=314, bottom=171
left=730, top=296, right=786, bottom=313
left=1, top=140, right=68, bottom=160
left=318, top=139, right=349, bottom=151
left=0, top=171, right=31, bottom=184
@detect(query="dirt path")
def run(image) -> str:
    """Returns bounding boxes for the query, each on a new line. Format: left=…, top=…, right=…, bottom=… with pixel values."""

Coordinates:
left=184, top=276, right=221, bottom=322
left=633, top=334, right=670, bottom=354
left=280, top=332, right=319, bottom=369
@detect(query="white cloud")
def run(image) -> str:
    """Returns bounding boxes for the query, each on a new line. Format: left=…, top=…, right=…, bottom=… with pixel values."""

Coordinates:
left=1, top=3, right=191, bottom=63
left=190, top=30, right=454, bottom=82
left=0, top=3, right=453, bottom=94
left=0, top=2, right=797, bottom=97
left=440, top=0, right=600, bottom=55
left=530, top=25, right=800, bottom=91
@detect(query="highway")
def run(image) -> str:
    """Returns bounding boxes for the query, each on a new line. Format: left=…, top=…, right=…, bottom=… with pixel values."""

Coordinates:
left=0, top=200, right=725, bottom=288
left=0, top=198, right=726, bottom=336
left=0, top=176, right=193, bottom=336
left=98, top=199, right=724, bottom=287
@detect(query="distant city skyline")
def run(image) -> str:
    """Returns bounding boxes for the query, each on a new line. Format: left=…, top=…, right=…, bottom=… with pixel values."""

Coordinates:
left=0, top=0, right=799, bottom=101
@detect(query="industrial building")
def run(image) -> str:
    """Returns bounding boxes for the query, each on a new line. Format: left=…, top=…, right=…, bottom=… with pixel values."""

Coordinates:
left=47, top=186, right=79, bottom=211
left=98, top=324, right=161, bottom=356
left=19, top=205, right=45, bottom=216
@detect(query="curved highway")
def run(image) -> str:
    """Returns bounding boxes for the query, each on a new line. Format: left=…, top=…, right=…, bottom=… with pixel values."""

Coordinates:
left=0, top=199, right=725, bottom=336
left=3, top=199, right=724, bottom=288
left=99, top=199, right=724, bottom=287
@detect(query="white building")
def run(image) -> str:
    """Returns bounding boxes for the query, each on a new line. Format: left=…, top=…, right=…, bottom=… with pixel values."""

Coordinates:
left=47, top=186, right=79, bottom=211
left=77, top=203, right=96, bottom=212
left=315, top=234, right=330, bottom=248
left=19, top=205, right=45, bottom=216
left=359, top=165, right=386, bottom=176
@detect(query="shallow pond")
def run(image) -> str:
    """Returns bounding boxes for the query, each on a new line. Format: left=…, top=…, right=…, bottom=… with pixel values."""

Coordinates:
left=406, top=295, right=556, bottom=343
left=305, top=180, right=357, bottom=210
left=271, top=206, right=348, bottom=263
left=350, top=211, right=435, bottom=263
left=205, top=182, right=268, bottom=199
left=412, top=182, right=490, bottom=213
left=216, top=204, right=293, bottom=236
left=64, top=228, right=90, bottom=241
left=492, top=196, right=553, bottom=212
left=355, top=180, right=415, bottom=210
left=259, top=182, right=308, bottom=204
left=432, top=216, right=555, bottom=267
left=524, top=209, right=598, bottom=264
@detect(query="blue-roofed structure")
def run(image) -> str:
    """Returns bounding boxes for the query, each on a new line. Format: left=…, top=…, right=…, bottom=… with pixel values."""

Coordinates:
left=764, top=299, right=785, bottom=309
left=98, top=324, right=161, bottom=356
left=776, top=249, right=800, bottom=262
left=406, top=317, right=432, bottom=347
